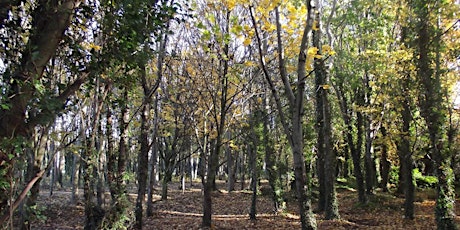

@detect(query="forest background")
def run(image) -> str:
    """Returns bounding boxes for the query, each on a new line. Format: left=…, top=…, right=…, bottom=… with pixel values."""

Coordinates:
left=0, top=0, right=459, bottom=229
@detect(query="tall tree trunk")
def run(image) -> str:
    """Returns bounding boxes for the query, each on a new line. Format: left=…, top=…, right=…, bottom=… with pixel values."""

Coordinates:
left=227, top=141, right=235, bottom=192
left=249, top=123, right=258, bottom=220
left=71, top=145, right=81, bottom=204
left=135, top=78, right=151, bottom=229
left=262, top=100, right=284, bottom=212
left=315, top=66, right=326, bottom=213
left=313, top=9, right=339, bottom=219
left=414, top=1, right=457, bottom=228
left=82, top=82, right=107, bottom=230
left=362, top=71, right=376, bottom=195
left=334, top=84, right=367, bottom=204
left=356, top=90, right=368, bottom=203
left=147, top=96, right=160, bottom=217
left=399, top=95, right=414, bottom=219
left=107, top=88, right=129, bottom=228
left=364, top=119, right=375, bottom=195
left=201, top=10, right=231, bottom=228
left=379, top=126, right=390, bottom=192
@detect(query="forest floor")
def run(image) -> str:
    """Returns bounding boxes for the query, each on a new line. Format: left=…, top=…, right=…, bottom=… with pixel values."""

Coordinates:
left=27, top=180, right=460, bottom=229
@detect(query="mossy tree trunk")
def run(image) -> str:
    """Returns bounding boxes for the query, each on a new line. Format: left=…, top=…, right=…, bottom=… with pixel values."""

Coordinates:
left=413, top=0, right=457, bottom=228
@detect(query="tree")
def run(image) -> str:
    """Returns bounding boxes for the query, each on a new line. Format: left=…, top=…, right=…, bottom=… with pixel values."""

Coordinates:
left=249, top=1, right=317, bottom=228
left=412, top=0, right=457, bottom=228
left=312, top=0, right=339, bottom=219
left=0, top=1, right=88, bottom=225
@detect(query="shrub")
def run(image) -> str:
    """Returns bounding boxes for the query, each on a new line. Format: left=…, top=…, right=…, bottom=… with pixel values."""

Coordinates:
left=413, top=168, right=438, bottom=188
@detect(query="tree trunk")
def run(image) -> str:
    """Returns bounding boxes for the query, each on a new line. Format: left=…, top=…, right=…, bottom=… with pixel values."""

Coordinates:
left=71, top=148, right=80, bottom=204
left=161, top=171, right=170, bottom=201
left=249, top=130, right=258, bottom=220
left=227, top=143, right=235, bottom=192
left=135, top=59, right=155, bottom=228
left=414, top=1, right=457, bottom=228
left=262, top=101, right=284, bottom=212
left=135, top=99, right=150, bottom=229
left=19, top=144, right=44, bottom=230
left=146, top=136, right=159, bottom=216
left=334, top=82, right=367, bottom=204
left=355, top=91, right=368, bottom=203
left=364, top=113, right=376, bottom=195
left=147, top=96, right=160, bottom=217
left=82, top=85, right=107, bottom=230
left=313, top=11, right=339, bottom=218
left=400, top=96, right=414, bottom=219
left=379, top=126, right=390, bottom=192
left=322, top=78, right=339, bottom=220
left=0, top=0, right=83, bottom=217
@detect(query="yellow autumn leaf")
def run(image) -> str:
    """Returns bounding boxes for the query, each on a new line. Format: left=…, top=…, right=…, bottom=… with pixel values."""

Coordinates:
left=307, top=47, right=319, bottom=56
left=322, top=84, right=330, bottom=90
left=243, top=37, right=252, bottom=46
left=312, top=20, right=319, bottom=31
left=226, top=0, right=236, bottom=10
left=90, top=43, right=102, bottom=51
left=247, top=30, right=254, bottom=37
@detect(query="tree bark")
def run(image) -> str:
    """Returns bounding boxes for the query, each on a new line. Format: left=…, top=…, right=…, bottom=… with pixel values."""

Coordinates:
left=249, top=124, right=258, bottom=220
left=414, top=1, right=457, bottom=228
left=135, top=68, right=151, bottom=229
left=400, top=95, right=414, bottom=219
left=262, top=101, right=284, bottom=212
left=379, top=126, right=390, bottom=192
left=147, top=96, right=160, bottom=217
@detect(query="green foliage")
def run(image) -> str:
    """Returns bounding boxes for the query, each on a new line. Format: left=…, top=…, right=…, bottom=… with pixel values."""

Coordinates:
left=389, top=166, right=399, bottom=186
left=28, top=204, right=48, bottom=223
left=413, top=168, right=438, bottom=188
left=336, top=177, right=356, bottom=191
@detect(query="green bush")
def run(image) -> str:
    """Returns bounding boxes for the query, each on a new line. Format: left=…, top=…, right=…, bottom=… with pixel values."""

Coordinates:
left=413, top=168, right=438, bottom=188
left=389, top=166, right=399, bottom=186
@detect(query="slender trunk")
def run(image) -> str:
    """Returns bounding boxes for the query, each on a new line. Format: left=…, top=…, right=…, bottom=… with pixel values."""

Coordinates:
left=249, top=129, right=258, bottom=220
left=334, top=84, right=366, bottom=203
left=71, top=148, right=80, bottom=203
left=146, top=138, right=158, bottom=216
left=322, top=80, right=339, bottom=219
left=355, top=90, right=368, bottom=203
left=364, top=114, right=375, bottom=195
left=161, top=171, right=170, bottom=200
left=147, top=96, right=160, bottom=217
left=315, top=69, right=326, bottom=213
left=106, top=103, right=116, bottom=202
left=227, top=143, right=235, bottom=192
left=399, top=94, right=414, bottom=218
left=50, top=143, right=56, bottom=196
left=111, top=89, right=129, bottom=225
left=95, top=129, right=104, bottom=207
left=135, top=67, right=152, bottom=229
left=262, top=102, right=284, bottom=212
left=19, top=144, right=42, bottom=230
left=379, top=126, right=390, bottom=192
left=202, top=10, right=230, bottom=228
left=240, top=153, right=246, bottom=190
